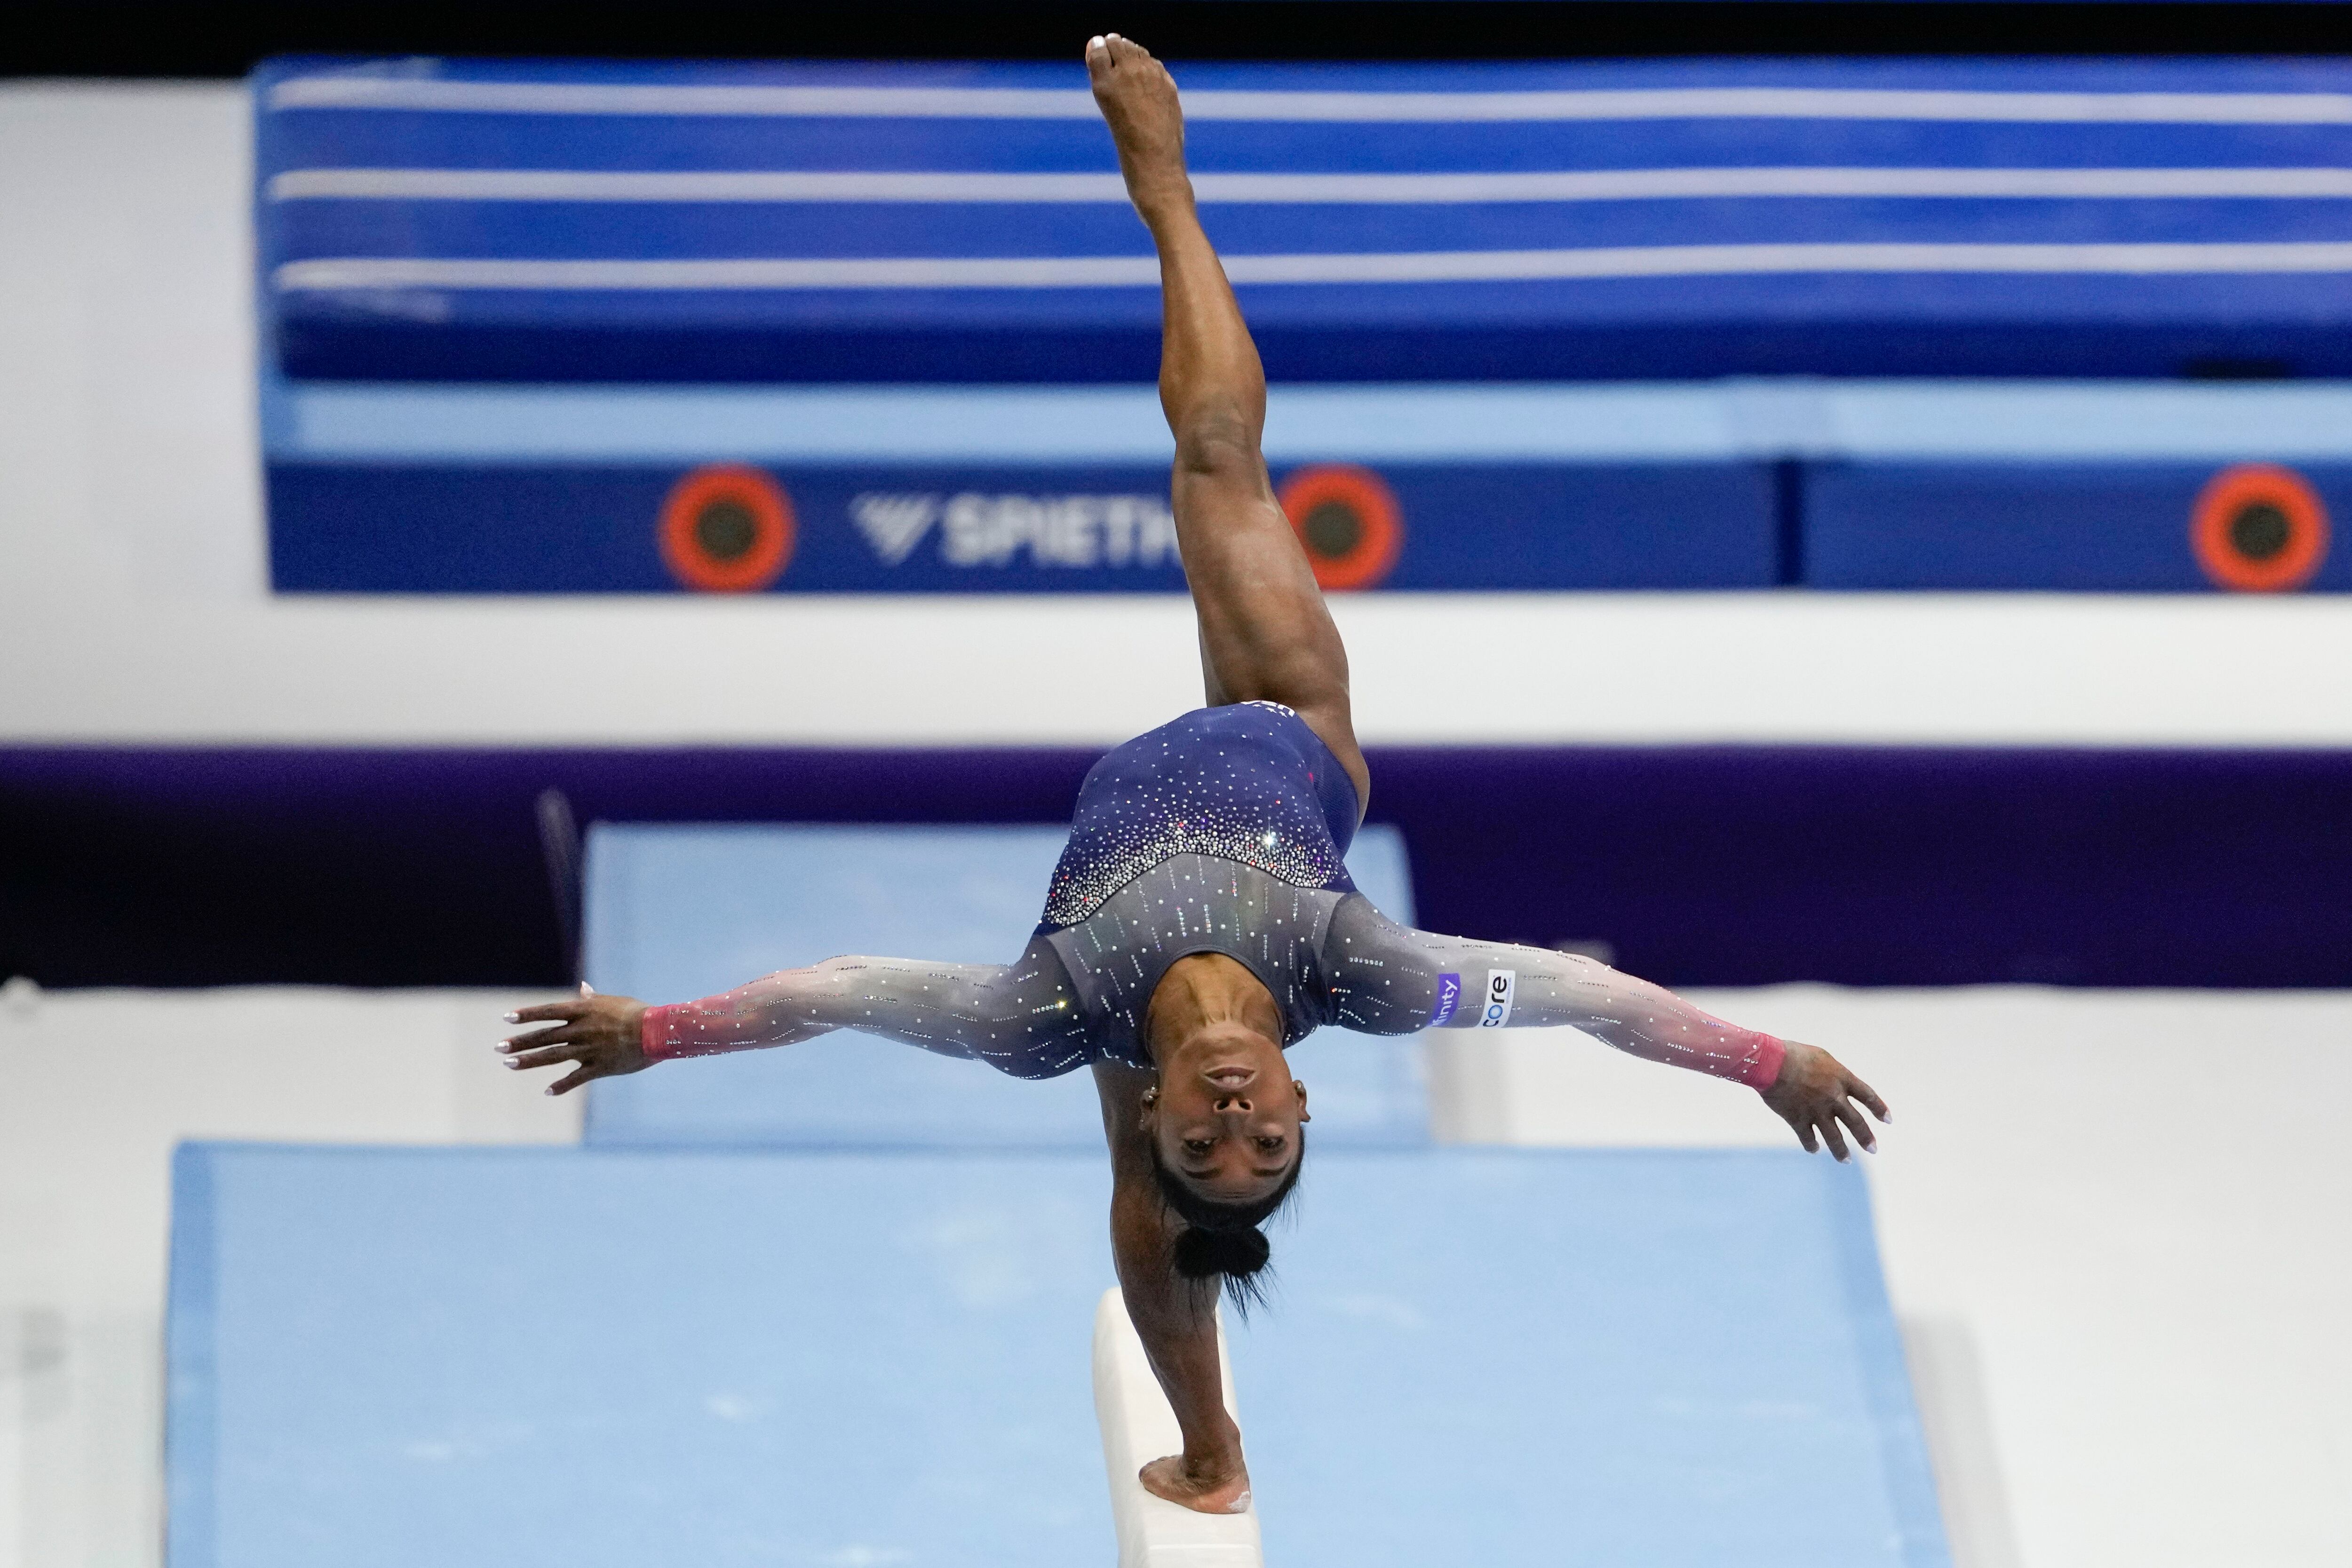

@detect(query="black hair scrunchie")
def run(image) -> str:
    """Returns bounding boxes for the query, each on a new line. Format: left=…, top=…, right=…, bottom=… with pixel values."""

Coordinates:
left=1172, top=1224, right=1272, bottom=1281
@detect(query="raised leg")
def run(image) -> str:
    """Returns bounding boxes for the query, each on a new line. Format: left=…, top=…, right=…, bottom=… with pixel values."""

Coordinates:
left=1088, top=34, right=1370, bottom=814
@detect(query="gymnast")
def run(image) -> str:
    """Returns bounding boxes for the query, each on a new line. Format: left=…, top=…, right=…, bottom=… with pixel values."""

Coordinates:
left=500, top=32, right=1889, bottom=1518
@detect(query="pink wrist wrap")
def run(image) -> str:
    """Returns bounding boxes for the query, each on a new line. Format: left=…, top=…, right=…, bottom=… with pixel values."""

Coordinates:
left=639, top=1003, right=682, bottom=1063
left=1739, top=1034, right=1788, bottom=1091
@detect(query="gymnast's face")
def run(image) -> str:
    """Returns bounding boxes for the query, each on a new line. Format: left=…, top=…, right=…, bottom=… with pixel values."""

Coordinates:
left=1147, top=1020, right=1309, bottom=1204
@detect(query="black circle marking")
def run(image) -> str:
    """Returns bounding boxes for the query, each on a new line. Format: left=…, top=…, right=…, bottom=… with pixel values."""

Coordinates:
left=1302, top=501, right=1362, bottom=560
left=695, top=499, right=759, bottom=562
left=2228, top=502, right=2291, bottom=562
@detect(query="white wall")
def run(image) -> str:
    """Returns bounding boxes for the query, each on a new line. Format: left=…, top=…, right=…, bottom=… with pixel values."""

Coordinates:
left=7, top=82, right=2352, bottom=751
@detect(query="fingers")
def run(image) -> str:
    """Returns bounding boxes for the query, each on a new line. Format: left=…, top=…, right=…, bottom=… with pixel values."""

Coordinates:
left=497, top=1023, right=582, bottom=1053
left=1831, top=1097, right=1879, bottom=1155
left=547, top=1063, right=606, bottom=1097
left=1847, top=1074, right=1892, bottom=1124
left=505, top=1042, right=590, bottom=1072
left=1781, top=1106, right=1819, bottom=1154
left=497, top=993, right=618, bottom=1094
left=1790, top=1099, right=1883, bottom=1162
left=1819, top=1110, right=1854, bottom=1162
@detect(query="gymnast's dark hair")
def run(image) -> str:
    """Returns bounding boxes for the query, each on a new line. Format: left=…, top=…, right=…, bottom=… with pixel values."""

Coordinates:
left=1149, top=1128, right=1304, bottom=1315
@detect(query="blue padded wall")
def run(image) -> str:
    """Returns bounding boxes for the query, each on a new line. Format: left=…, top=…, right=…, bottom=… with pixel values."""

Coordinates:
left=257, top=379, right=2352, bottom=596
left=255, top=56, right=2352, bottom=384
left=265, top=458, right=1779, bottom=593
left=1805, top=461, right=2352, bottom=590
left=581, top=823, right=1431, bottom=1149
left=167, top=1143, right=1947, bottom=1568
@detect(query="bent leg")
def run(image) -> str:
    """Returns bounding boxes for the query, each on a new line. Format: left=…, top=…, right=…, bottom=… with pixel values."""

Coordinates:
left=1088, top=34, right=1369, bottom=813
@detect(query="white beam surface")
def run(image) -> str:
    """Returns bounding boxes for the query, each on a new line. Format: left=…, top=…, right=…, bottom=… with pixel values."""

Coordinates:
left=1092, top=1288, right=1263, bottom=1568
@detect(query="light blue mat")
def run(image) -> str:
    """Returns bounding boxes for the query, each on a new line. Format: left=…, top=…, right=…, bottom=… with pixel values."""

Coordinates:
left=167, top=1143, right=1947, bottom=1568
left=582, top=823, right=1429, bottom=1149
left=270, top=375, right=2352, bottom=466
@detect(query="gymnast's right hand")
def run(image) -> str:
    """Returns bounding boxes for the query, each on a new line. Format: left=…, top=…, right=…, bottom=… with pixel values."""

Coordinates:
left=497, top=984, right=650, bottom=1095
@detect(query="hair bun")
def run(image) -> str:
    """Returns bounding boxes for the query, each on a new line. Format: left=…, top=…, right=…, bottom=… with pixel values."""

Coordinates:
left=1172, top=1224, right=1271, bottom=1281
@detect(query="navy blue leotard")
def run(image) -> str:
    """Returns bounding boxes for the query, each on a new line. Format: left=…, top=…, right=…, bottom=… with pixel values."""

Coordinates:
left=1033, top=701, right=1362, bottom=1067
left=1040, top=700, right=1360, bottom=932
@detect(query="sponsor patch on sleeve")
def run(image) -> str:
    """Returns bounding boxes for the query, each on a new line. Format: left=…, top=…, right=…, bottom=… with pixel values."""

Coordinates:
left=1477, top=969, right=1517, bottom=1028
left=1429, top=971, right=1462, bottom=1027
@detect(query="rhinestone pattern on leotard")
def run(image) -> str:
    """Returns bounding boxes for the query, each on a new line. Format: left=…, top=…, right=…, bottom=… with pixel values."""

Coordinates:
left=1039, top=702, right=1357, bottom=929
left=1045, top=853, right=1346, bottom=1068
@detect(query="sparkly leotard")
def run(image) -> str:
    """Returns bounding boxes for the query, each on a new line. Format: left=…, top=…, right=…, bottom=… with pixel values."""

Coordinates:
left=640, top=703, right=1786, bottom=1090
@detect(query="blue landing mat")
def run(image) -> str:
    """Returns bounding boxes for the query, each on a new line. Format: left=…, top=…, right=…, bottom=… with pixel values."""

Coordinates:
left=582, top=823, right=1430, bottom=1149
left=167, top=1144, right=1947, bottom=1568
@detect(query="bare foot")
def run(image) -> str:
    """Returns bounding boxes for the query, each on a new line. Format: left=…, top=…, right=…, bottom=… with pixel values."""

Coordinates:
left=1139, top=1452, right=1253, bottom=1515
left=1085, top=33, right=1192, bottom=222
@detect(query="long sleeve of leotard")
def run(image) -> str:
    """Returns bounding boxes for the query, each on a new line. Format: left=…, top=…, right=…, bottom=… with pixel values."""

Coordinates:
left=1320, top=896, right=1786, bottom=1089
left=636, top=941, right=1096, bottom=1081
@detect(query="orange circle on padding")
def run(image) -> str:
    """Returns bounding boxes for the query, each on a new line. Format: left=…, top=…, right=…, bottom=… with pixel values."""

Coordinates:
left=2192, top=464, right=2328, bottom=592
left=660, top=466, right=794, bottom=592
left=1278, top=465, right=1403, bottom=591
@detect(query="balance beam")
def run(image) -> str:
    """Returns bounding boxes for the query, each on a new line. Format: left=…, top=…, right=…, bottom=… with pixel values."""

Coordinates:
left=1094, top=1287, right=1263, bottom=1568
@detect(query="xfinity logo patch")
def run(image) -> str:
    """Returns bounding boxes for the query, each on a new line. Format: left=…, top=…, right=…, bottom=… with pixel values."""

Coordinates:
left=850, top=492, right=1179, bottom=570
left=1478, top=969, right=1517, bottom=1028
left=1429, top=971, right=1462, bottom=1027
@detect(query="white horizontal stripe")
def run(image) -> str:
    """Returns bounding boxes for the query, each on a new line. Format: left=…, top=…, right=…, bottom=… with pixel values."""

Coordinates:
left=267, top=79, right=1105, bottom=119
left=266, top=76, right=2352, bottom=126
left=275, top=241, right=2352, bottom=294
left=269, top=165, right=2352, bottom=204
left=278, top=255, right=1164, bottom=289
left=1222, top=242, right=2352, bottom=282
left=270, top=168, right=1137, bottom=202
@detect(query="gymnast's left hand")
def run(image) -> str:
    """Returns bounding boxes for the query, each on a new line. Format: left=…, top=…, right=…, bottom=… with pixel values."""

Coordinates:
left=1758, top=1040, right=1888, bottom=1162
left=497, top=984, right=650, bottom=1095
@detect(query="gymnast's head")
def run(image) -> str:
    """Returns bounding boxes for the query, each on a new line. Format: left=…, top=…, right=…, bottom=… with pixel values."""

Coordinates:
left=1140, top=1015, right=1309, bottom=1307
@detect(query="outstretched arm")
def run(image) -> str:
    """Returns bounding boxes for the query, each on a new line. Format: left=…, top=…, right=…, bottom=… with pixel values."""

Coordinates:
left=1323, top=899, right=1891, bottom=1159
left=1092, top=1062, right=1252, bottom=1516
left=499, top=946, right=1090, bottom=1095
